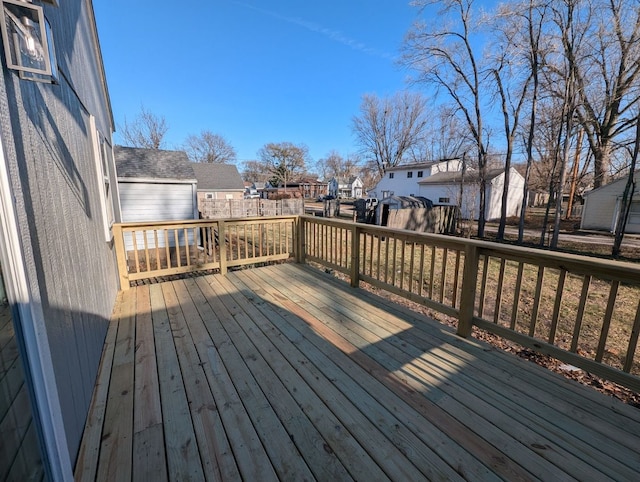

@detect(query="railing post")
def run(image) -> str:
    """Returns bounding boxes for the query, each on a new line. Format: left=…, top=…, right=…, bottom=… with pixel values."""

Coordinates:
left=296, top=216, right=306, bottom=264
left=350, top=223, right=360, bottom=288
left=457, top=243, right=479, bottom=338
left=218, top=220, right=227, bottom=275
left=112, top=224, right=130, bottom=291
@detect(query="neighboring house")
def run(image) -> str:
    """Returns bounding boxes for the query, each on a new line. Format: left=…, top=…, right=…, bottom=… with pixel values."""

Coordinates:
left=115, top=146, right=198, bottom=223
left=370, top=159, right=462, bottom=199
left=267, top=178, right=328, bottom=199
left=0, top=1, right=120, bottom=478
left=191, top=162, right=245, bottom=207
left=328, top=176, right=364, bottom=199
left=418, top=167, right=525, bottom=220
left=581, top=174, right=640, bottom=233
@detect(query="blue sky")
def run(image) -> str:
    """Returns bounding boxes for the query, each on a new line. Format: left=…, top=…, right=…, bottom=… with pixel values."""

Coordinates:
left=94, top=1, right=419, bottom=164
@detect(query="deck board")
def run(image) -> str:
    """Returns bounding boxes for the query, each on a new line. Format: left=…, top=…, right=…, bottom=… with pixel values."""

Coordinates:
left=75, top=264, right=640, bottom=481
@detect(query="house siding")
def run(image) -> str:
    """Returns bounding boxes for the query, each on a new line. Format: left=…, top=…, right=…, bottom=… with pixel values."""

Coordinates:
left=0, top=0, right=118, bottom=467
left=119, top=182, right=197, bottom=222
left=581, top=177, right=640, bottom=233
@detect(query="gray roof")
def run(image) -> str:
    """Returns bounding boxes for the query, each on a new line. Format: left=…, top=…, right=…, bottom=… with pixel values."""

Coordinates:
left=115, top=146, right=195, bottom=181
left=191, top=163, right=245, bottom=191
left=386, top=158, right=461, bottom=172
left=418, top=168, right=506, bottom=184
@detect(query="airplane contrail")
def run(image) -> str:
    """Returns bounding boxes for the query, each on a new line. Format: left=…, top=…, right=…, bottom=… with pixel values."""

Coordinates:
left=231, top=1, right=395, bottom=60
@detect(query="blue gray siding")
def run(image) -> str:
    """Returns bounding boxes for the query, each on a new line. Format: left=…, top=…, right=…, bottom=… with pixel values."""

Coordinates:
left=0, top=0, right=118, bottom=466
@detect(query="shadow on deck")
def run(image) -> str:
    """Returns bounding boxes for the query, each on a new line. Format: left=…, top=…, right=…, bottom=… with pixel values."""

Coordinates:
left=74, top=264, right=640, bottom=481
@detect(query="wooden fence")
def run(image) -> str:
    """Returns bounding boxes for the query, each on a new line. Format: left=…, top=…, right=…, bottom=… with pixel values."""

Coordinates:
left=112, top=215, right=640, bottom=392
left=199, top=199, right=304, bottom=219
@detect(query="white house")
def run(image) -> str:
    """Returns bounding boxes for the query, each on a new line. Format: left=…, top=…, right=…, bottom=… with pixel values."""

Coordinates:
left=418, top=167, right=525, bottom=220
left=328, top=176, right=364, bottom=198
left=369, top=159, right=462, bottom=199
left=581, top=174, right=640, bottom=233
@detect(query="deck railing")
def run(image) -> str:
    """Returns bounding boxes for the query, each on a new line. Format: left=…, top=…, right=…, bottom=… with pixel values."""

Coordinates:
left=113, top=216, right=297, bottom=288
left=113, top=215, right=640, bottom=392
left=299, top=216, right=640, bottom=392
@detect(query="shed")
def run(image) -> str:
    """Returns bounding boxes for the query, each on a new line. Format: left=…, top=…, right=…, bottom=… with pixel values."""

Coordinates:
left=581, top=174, right=640, bottom=233
left=115, top=146, right=198, bottom=223
left=376, top=196, right=433, bottom=226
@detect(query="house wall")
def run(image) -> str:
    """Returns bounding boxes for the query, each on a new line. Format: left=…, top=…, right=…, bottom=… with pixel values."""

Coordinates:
left=372, top=169, right=426, bottom=199
left=0, top=0, right=119, bottom=468
left=119, top=181, right=197, bottom=222
left=487, top=170, right=525, bottom=220
left=580, top=175, right=640, bottom=233
left=197, top=189, right=244, bottom=206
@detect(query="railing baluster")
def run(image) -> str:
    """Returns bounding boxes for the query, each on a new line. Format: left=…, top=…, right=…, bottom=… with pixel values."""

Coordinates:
left=595, top=281, right=619, bottom=363
left=624, top=299, right=640, bottom=373
left=478, top=255, right=489, bottom=318
left=510, top=263, right=524, bottom=330
left=452, top=250, right=461, bottom=308
left=409, top=242, right=415, bottom=294
left=548, top=270, right=566, bottom=344
left=132, top=230, right=140, bottom=273
left=529, top=266, right=545, bottom=337
left=440, top=248, right=448, bottom=304
left=571, top=275, right=591, bottom=352
left=154, top=230, right=160, bottom=270
left=493, top=259, right=506, bottom=324
left=418, top=244, right=425, bottom=297
left=429, top=246, right=436, bottom=299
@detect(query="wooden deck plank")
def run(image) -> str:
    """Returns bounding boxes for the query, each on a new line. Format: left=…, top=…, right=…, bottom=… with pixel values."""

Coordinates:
left=132, top=285, right=166, bottom=482
left=205, top=274, right=401, bottom=481
left=243, top=267, right=542, bottom=481
left=266, top=266, right=635, bottom=479
left=162, top=281, right=238, bottom=482
left=149, top=284, right=205, bottom=481
left=95, top=288, right=136, bottom=482
left=222, top=271, right=481, bottom=481
left=184, top=277, right=279, bottom=482
left=280, top=265, right=640, bottom=475
left=74, top=294, right=121, bottom=482
left=291, top=264, right=640, bottom=428
left=190, top=279, right=313, bottom=480
left=75, top=265, right=640, bottom=481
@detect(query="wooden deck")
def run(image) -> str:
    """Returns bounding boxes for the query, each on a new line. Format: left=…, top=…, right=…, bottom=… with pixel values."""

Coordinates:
left=74, top=264, right=640, bottom=481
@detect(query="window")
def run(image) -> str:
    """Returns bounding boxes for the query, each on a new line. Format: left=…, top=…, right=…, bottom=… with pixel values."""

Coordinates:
left=389, top=172, right=394, bottom=179
left=205, top=193, right=214, bottom=199
left=407, top=171, right=413, bottom=178
left=417, top=171, right=423, bottom=178
left=439, top=197, right=450, bottom=203
left=90, top=116, right=114, bottom=242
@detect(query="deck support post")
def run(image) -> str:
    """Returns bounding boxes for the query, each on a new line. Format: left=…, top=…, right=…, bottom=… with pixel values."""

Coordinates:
left=457, top=243, right=479, bottom=338
left=296, top=216, right=305, bottom=264
left=350, top=223, right=360, bottom=288
left=113, top=224, right=130, bottom=291
left=218, top=220, right=227, bottom=275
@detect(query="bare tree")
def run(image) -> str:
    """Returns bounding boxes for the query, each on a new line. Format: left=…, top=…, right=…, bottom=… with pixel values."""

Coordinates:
left=573, top=0, right=640, bottom=189
left=316, top=151, right=360, bottom=180
left=612, top=112, right=640, bottom=257
left=352, top=92, right=429, bottom=177
left=120, top=105, right=168, bottom=149
left=403, top=0, right=490, bottom=237
left=258, top=142, right=309, bottom=192
left=241, top=160, right=271, bottom=183
left=183, top=131, right=236, bottom=163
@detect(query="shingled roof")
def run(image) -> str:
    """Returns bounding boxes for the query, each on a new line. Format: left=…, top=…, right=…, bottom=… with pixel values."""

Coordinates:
left=114, top=146, right=196, bottom=181
left=191, top=163, right=244, bottom=191
left=418, top=168, right=506, bottom=184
